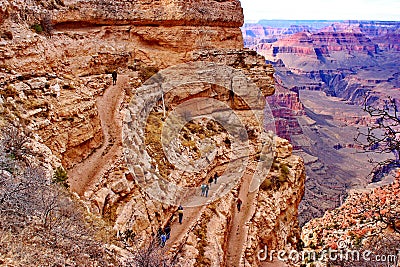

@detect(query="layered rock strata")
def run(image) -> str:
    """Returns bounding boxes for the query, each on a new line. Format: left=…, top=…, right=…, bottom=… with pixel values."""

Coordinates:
left=0, top=1, right=306, bottom=266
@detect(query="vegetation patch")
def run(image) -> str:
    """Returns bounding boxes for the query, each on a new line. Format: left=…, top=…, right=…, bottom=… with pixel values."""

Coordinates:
left=145, top=111, right=175, bottom=179
left=260, top=160, right=290, bottom=191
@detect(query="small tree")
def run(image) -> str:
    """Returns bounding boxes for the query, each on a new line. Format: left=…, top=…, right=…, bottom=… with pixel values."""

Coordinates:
left=0, top=125, right=117, bottom=265
left=53, top=166, right=69, bottom=188
left=355, top=97, right=400, bottom=181
left=0, top=126, right=32, bottom=162
left=124, top=236, right=171, bottom=267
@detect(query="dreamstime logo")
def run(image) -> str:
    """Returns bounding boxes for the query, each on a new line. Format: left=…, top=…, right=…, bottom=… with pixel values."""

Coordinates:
left=257, top=244, right=399, bottom=265
left=122, top=61, right=276, bottom=207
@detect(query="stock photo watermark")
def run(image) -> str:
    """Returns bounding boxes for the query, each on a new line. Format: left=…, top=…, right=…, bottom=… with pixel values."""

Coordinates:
left=257, top=244, right=399, bottom=265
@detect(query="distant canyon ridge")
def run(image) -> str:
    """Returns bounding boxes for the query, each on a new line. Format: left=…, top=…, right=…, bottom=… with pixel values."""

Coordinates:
left=242, top=20, right=400, bottom=224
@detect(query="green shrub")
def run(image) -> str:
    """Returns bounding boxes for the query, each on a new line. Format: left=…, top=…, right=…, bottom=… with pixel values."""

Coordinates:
left=260, top=178, right=273, bottom=190
left=139, top=66, right=159, bottom=81
left=279, top=163, right=290, bottom=183
left=31, top=14, right=53, bottom=35
left=31, top=24, right=43, bottom=33
left=280, top=163, right=290, bottom=176
left=53, top=166, right=69, bottom=188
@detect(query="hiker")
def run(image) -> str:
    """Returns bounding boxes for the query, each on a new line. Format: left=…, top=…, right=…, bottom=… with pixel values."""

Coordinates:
left=214, top=173, right=218, bottom=184
left=201, top=184, right=206, bottom=196
left=164, top=224, right=171, bottom=240
left=208, top=177, right=213, bottom=188
left=237, top=198, right=243, bottom=212
left=178, top=205, right=184, bottom=224
left=157, top=227, right=163, bottom=245
left=112, top=70, right=118, bottom=85
left=160, top=233, right=167, bottom=247
left=205, top=184, right=210, bottom=197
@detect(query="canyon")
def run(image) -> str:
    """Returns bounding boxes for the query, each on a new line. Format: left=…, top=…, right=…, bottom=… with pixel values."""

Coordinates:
left=243, top=20, right=400, bottom=224
left=0, top=1, right=305, bottom=266
left=1, top=0, right=399, bottom=266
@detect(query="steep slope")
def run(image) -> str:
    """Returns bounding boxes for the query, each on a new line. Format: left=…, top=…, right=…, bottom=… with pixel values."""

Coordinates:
left=69, top=75, right=127, bottom=195
left=243, top=20, right=400, bottom=226
left=0, top=1, right=306, bottom=266
left=301, top=171, right=400, bottom=266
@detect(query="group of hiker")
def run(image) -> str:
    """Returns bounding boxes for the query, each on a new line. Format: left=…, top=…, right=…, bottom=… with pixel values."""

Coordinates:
left=157, top=205, right=183, bottom=247
left=200, top=173, right=218, bottom=197
left=154, top=180, right=244, bottom=249
left=157, top=224, right=171, bottom=248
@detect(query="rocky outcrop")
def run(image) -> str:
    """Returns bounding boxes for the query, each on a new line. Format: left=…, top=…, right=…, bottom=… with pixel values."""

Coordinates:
left=267, top=83, right=304, bottom=142
left=0, top=1, right=307, bottom=266
left=170, top=137, right=305, bottom=267
left=0, top=71, right=109, bottom=168
left=0, top=0, right=246, bottom=168
left=301, top=171, right=400, bottom=265
left=53, top=0, right=244, bottom=27
left=244, top=137, right=305, bottom=266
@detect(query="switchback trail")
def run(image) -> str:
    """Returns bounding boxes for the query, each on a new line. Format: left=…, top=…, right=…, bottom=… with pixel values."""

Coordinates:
left=225, top=165, right=259, bottom=266
left=69, top=75, right=127, bottom=196
left=165, top=192, right=212, bottom=252
left=164, top=166, right=259, bottom=267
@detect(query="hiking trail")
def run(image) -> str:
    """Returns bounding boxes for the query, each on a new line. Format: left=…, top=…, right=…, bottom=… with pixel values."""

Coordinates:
left=225, top=165, right=259, bottom=266
left=69, top=75, right=127, bottom=196
left=164, top=165, right=259, bottom=267
left=67, top=74, right=263, bottom=266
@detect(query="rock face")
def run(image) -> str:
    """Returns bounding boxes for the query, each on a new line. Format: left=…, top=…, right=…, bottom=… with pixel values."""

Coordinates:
left=0, top=0, right=244, bottom=168
left=244, top=137, right=305, bottom=266
left=167, top=137, right=305, bottom=267
left=267, top=83, right=304, bottom=143
left=242, top=21, right=400, bottom=104
left=302, top=172, right=400, bottom=266
left=243, top=20, right=400, bottom=226
left=0, top=1, right=306, bottom=266
left=54, top=0, right=244, bottom=27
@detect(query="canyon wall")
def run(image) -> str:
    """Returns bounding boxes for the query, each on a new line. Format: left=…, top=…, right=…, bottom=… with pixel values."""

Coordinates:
left=243, top=21, right=400, bottom=104
left=0, top=1, right=306, bottom=266
left=243, top=20, right=400, bottom=226
left=0, top=0, right=244, bottom=168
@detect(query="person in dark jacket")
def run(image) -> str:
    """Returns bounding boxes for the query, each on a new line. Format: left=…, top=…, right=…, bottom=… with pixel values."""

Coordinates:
left=237, top=198, right=243, bottom=212
left=214, top=173, right=218, bottom=184
left=112, top=70, right=118, bottom=85
left=178, top=205, right=184, bottom=224
left=208, top=177, right=213, bottom=187
left=164, top=224, right=171, bottom=240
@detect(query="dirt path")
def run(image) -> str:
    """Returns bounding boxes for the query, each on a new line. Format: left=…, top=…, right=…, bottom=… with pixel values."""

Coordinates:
left=163, top=167, right=259, bottom=266
left=165, top=192, right=212, bottom=252
left=225, top=166, right=259, bottom=267
left=165, top=185, right=226, bottom=255
left=166, top=206, right=200, bottom=250
left=67, top=72, right=260, bottom=265
left=69, top=75, right=127, bottom=196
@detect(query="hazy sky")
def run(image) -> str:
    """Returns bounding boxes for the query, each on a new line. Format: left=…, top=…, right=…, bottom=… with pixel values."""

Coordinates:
left=240, top=0, right=400, bottom=21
